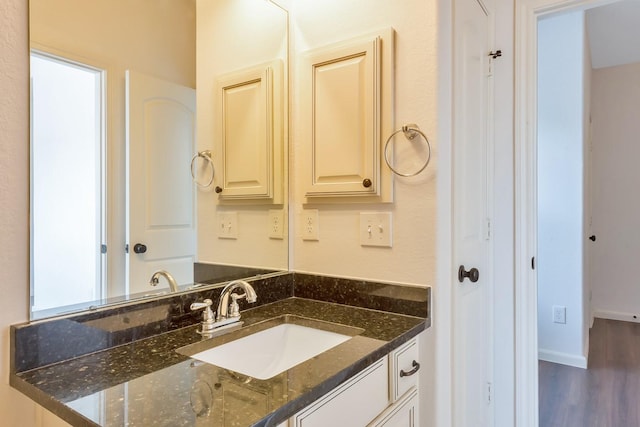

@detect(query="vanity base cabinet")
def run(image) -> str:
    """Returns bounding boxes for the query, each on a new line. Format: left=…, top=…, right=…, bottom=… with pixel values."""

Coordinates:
left=283, top=335, right=422, bottom=427
left=292, top=357, right=389, bottom=427
left=368, top=389, right=419, bottom=427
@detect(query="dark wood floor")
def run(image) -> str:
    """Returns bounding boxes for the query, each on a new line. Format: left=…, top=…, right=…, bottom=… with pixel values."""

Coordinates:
left=539, top=318, right=640, bottom=427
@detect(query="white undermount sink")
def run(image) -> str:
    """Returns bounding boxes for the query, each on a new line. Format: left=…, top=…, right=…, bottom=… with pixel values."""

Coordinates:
left=188, top=321, right=354, bottom=380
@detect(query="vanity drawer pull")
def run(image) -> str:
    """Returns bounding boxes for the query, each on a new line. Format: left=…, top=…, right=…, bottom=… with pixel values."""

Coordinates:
left=399, top=360, right=420, bottom=377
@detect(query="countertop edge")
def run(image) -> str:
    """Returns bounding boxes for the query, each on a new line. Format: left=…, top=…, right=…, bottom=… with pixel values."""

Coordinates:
left=10, top=375, right=96, bottom=427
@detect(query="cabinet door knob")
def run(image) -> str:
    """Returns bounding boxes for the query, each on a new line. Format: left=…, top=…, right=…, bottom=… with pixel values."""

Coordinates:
left=133, top=243, right=147, bottom=254
left=215, top=186, right=223, bottom=193
left=458, top=265, right=479, bottom=283
left=399, top=360, right=420, bottom=377
left=362, top=178, right=372, bottom=188
left=589, top=235, right=596, bottom=242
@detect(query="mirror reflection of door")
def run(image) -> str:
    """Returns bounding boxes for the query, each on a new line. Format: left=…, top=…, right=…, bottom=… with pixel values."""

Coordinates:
left=30, top=51, right=106, bottom=317
left=125, top=70, right=196, bottom=295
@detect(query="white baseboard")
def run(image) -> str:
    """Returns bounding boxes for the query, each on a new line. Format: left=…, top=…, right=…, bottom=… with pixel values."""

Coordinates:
left=538, top=349, right=587, bottom=369
left=593, top=309, right=640, bottom=324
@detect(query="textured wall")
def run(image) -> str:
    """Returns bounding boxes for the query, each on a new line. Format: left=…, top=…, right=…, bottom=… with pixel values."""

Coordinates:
left=290, top=0, right=438, bottom=287
left=288, top=2, right=437, bottom=424
left=0, top=1, right=42, bottom=425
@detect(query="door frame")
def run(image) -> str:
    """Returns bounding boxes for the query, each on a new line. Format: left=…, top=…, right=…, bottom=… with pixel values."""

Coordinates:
left=29, top=46, right=108, bottom=315
left=514, top=0, right=617, bottom=424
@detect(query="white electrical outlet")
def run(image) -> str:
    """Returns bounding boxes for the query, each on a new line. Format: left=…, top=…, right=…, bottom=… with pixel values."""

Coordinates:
left=301, top=209, right=319, bottom=241
left=552, top=305, right=566, bottom=324
left=268, top=210, right=284, bottom=239
left=217, top=212, right=238, bottom=239
left=360, top=212, right=392, bottom=247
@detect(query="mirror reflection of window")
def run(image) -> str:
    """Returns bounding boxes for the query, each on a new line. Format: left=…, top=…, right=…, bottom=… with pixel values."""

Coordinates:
left=30, top=51, right=106, bottom=317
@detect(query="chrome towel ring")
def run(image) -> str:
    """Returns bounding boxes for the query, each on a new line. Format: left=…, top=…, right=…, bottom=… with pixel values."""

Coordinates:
left=384, top=124, right=431, bottom=177
left=190, top=150, right=215, bottom=188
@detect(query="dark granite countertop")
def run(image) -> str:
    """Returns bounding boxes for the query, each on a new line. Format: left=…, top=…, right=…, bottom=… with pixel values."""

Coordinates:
left=12, top=297, right=428, bottom=427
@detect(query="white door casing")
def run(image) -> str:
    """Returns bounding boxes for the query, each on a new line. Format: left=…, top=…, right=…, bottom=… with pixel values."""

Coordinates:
left=452, top=0, right=495, bottom=425
left=126, top=70, right=196, bottom=295
left=514, top=0, right=617, bottom=425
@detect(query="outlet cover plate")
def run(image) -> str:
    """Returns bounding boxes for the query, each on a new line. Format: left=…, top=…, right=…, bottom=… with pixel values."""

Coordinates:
left=268, top=210, right=284, bottom=239
left=552, top=305, right=566, bottom=324
left=301, top=209, right=319, bottom=241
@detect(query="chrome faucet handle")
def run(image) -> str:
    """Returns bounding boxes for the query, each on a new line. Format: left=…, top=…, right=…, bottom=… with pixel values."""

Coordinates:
left=190, top=299, right=216, bottom=334
left=229, top=294, right=242, bottom=318
left=190, top=299, right=213, bottom=311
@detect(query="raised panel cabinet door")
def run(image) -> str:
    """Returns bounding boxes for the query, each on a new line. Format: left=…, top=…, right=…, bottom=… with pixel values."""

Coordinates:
left=369, top=389, right=418, bottom=427
left=301, top=30, right=394, bottom=201
left=216, top=61, right=283, bottom=202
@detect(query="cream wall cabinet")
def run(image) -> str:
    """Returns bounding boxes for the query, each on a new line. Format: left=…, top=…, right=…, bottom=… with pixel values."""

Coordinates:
left=215, top=60, right=284, bottom=204
left=300, top=29, right=394, bottom=203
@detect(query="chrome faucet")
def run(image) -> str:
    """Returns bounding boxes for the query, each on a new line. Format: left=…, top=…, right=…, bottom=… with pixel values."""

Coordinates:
left=149, top=270, right=179, bottom=293
left=215, top=279, right=258, bottom=322
left=190, top=279, right=257, bottom=334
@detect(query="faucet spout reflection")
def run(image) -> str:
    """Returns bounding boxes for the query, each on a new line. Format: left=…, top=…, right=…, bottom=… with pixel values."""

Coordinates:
left=149, top=270, right=179, bottom=293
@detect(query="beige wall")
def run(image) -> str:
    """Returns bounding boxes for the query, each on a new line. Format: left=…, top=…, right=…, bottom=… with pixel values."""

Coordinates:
left=290, top=0, right=438, bottom=287
left=0, top=1, right=45, bottom=425
left=31, top=0, right=195, bottom=295
left=289, top=1, right=437, bottom=423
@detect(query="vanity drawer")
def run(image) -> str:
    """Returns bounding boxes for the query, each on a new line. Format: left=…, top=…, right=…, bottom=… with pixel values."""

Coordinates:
left=389, top=337, right=420, bottom=402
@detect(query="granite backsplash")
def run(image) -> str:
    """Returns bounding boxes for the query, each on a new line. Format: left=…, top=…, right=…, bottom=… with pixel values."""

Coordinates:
left=12, top=273, right=430, bottom=374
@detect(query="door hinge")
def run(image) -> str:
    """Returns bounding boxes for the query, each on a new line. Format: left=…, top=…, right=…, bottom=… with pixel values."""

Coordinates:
left=125, top=244, right=129, bottom=254
left=101, top=244, right=107, bottom=254
left=488, top=50, right=502, bottom=76
left=531, top=256, right=535, bottom=270
left=487, top=382, right=493, bottom=405
left=484, top=218, right=491, bottom=240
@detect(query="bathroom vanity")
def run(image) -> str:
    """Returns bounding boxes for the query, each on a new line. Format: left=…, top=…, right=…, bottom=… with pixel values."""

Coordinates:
left=11, top=274, right=429, bottom=427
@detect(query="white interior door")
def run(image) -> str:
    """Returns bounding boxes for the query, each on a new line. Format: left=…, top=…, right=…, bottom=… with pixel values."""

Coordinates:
left=453, top=0, right=494, bottom=425
left=126, top=70, right=196, bottom=295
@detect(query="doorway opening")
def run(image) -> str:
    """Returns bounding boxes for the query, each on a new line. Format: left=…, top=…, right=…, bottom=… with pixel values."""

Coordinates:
left=516, top=0, right=640, bottom=423
left=30, top=51, right=106, bottom=317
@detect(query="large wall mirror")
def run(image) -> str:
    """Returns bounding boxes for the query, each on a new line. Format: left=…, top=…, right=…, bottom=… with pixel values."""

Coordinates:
left=29, top=0, right=289, bottom=320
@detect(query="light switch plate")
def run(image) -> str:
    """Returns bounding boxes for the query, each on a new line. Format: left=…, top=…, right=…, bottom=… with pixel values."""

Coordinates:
left=217, top=212, right=238, bottom=239
left=360, top=212, right=392, bottom=247
left=268, top=210, right=284, bottom=239
left=301, top=209, right=319, bottom=241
